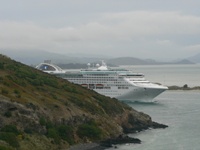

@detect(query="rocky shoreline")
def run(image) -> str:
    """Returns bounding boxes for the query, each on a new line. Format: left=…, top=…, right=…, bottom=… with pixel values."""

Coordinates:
left=69, top=143, right=105, bottom=150
left=101, top=121, right=167, bottom=149
left=168, top=85, right=200, bottom=90
left=69, top=122, right=168, bottom=150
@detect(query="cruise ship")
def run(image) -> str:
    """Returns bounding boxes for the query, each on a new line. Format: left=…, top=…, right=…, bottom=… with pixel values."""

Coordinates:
left=36, top=61, right=168, bottom=102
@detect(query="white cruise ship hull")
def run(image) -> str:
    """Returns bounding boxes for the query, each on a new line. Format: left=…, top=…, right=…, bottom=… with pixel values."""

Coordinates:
left=116, top=87, right=167, bottom=102
left=93, top=85, right=167, bottom=102
left=36, top=61, right=168, bottom=102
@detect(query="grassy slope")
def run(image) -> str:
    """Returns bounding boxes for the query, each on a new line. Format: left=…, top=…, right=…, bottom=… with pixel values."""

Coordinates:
left=0, top=54, right=152, bottom=149
left=0, top=54, right=129, bottom=113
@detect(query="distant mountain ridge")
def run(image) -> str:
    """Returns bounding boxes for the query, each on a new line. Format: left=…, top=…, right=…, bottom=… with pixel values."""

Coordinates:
left=106, top=57, right=194, bottom=66
left=107, top=57, right=148, bottom=65
left=188, top=52, right=200, bottom=63
left=0, top=50, right=106, bottom=65
left=0, top=49, right=195, bottom=66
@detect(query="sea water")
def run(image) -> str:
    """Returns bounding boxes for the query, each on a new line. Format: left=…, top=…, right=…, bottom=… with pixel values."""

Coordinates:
left=107, top=64, right=200, bottom=150
left=124, top=64, right=200, bottom=87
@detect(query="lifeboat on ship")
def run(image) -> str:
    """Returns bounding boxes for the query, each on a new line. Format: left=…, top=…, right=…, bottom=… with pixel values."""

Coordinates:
left=96, top=84, right=104, bottom=89
left=81, top=84, right=88, bottom=88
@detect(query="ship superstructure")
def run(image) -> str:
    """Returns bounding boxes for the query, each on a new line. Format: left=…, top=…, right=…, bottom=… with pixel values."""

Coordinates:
left=36, top=61, right=168, bottom=102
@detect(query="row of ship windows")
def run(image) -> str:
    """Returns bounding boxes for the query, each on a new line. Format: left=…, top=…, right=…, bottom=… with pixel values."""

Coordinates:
left=129, top=79, right=145, bottom=81
left=68, top=78, right=117, bottom=80
left=85, top=74, right=113, bottom=76
left=99, top=87, right=129, bottom=89
left=101, top=92, right=121, bottom=96
left=90, top=87, right=111, bottom=89
left=78, top=83, right=131, bottom=86
left=88, top=86, right=129, bottom=90
left=118, top=87, right=129, bottom=89
left=70, top=79, right=127, bottom=83
left=69, top=78, right=118, bottom=81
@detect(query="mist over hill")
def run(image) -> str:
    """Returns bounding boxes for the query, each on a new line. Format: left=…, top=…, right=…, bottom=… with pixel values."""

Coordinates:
left=106, top=57, right=194, bottom=66
left=0, top=49, right=195, bottom=67
left=188, top=53, right=200, bottom=63
left=0, top=50, right=107, bottom=65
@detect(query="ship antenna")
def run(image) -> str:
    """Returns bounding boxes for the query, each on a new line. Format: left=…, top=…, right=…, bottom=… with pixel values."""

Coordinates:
left=102, top=60, right=106, bottom=66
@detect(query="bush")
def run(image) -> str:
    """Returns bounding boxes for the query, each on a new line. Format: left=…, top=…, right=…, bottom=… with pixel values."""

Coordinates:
left=77, top=121, right=102, bottom=140
left=0, top=145, right=13, bottom=150
left=46, top=128, right=61, bottom=144
left=4, top=111, right=12, bottom=118
left=39, top=117, right=46, bottom=126
left=0, top=125, right=20, bottom=147
left=3, top=81, right=10, bottom=86
left=51, top=94, right=58, bottom=100
left=30, top=79, right=43, bottom=86
left=1, top=89, right=9, bottom=95
left=183, top=84, right=188, bottom=89
left=0, top=63, right=4, bottom=69
left=1, top=125, right=20, bottom=135
left=13, top=89, right=20, bottom=94
left=24, top=128, right=33, bottom=134
left=57, top=125, right=74, bottom=144
left=46, top=124, right=74, bottom=145
left=0, top=132, right=19, bottom=148
left=0, top=77, right=3, bottom=82
left=45, top=121, right=53, bottom=129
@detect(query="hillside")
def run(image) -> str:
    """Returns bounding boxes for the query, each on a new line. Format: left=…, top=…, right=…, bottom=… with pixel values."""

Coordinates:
left=1, top=50, right=195, bottom=67
left=107, top=57, right=194, bottom=66
left=0, top=50, right=108, bottom=65
left=188, top=52, right=200, bottom=63
left=0, top=54, right=166, bottom=150
left=107, top=57, right=153, bottom=65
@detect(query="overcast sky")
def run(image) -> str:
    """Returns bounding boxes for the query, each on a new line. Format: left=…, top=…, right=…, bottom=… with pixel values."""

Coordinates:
left=0, top=0, right=200, bottom=61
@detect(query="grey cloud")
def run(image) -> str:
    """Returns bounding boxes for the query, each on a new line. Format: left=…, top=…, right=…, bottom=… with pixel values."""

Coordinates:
left=1, top=1, right=200, bottom=60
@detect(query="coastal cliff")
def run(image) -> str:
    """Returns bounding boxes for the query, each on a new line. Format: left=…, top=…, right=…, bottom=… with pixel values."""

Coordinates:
left=0, top=54, right=167, bottom=150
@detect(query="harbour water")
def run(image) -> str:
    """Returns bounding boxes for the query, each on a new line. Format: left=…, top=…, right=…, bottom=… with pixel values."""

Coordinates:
left=107, top=64, right=200, bottom=150
left=124, top=64, right=200, bottom=87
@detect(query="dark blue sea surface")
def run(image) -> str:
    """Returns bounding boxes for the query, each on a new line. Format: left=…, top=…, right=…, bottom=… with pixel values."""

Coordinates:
left=107, top=90, right=200, bottom=150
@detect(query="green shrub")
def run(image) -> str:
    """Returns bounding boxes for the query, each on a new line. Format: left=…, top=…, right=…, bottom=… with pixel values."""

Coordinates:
left=13, top=89, right=20, bottom=94
left=51, top=94, right=58, bottom=100
left=0, top=63, right=4, bottom=69
left=0, top=132, right=19, bottom=148
left=77, top=121, right=102, bottom=140
left=42, top=77, right=58, bottom=88
left=57, top=125, right=74, bottom=144
left=39, top=117, right=46, bottom=126
left=0, top=145, right=13, bottom=150
left=4, top=111, right=12, bottom=118
left=69, top=96, right=84, bottom=107
left=0, top=77, right=3, bottom=82
left=183, top=84, right=188, bottom=89
left=46, top=128, right=61, bottom=144
left=16, top=94, right=21, bottom=98
left=46, top=124, right=74, bottom=145
left=24, top=128, right=33, bottom=134
left=1, top=89, right=8, bottom=95
left=13, top=89, right=21, bottom=98
left=1, top=125, right=20, bottom=135
left=30, top=79, right=43, bottom=86
left=3, top=81, right=10, bottom=86
left=45, top=121, right=53, bottom=129
left=12, top=79, right=26, bottom=87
